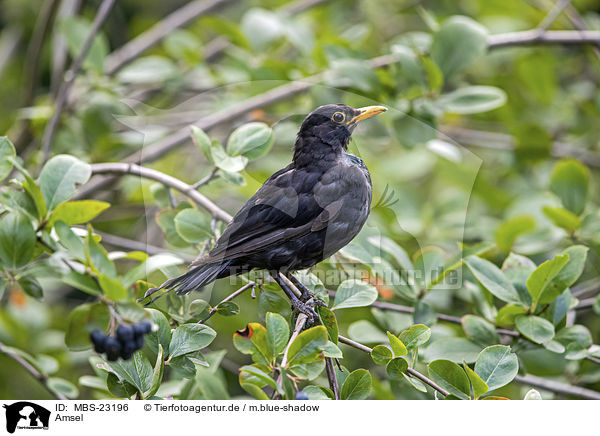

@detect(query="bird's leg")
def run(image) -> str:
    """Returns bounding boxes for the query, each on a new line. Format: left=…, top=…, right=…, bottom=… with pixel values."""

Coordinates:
left=286, top=273, right=326, bottom=307
left=270, top=272, right=318, bottom=325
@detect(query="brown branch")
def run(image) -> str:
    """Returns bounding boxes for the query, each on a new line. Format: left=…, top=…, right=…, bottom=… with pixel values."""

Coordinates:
left=104, top=0, right=232, bottom=75
left=514, top=374, right=600, bottom=400
left=325, top=357, right=340, bottom=400
left=40, top=0, right=116, bottom=167
left=337, top=335, right=451, bottom=397
left=88, top=162, right=232, bottom=222
left=198, top=281, right=255, bottom=324
left=488, top=29, right=600, bottom=49
left=0, top=340, right=68, bottom=400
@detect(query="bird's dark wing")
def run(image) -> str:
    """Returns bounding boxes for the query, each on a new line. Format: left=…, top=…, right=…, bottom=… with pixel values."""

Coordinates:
left=192, top=164, right=342, bottom=265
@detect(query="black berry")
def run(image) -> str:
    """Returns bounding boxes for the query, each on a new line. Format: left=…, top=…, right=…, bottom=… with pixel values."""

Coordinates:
left=135, top=334, right=145, bottom=350
left=104, top=337, right=121, bottom=361
left=132, top=323, right=146, bottom=338
left=295, top=391, right=309, bottom=400
left=139, top=321, right=152, bottom=334
left=116, top=325, right=134, bottom=342
left=90, top=330, right=107, bottom=353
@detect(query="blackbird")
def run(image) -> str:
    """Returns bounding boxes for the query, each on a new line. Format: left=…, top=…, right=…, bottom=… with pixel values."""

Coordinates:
left=151, top=104, right=386, bottom=319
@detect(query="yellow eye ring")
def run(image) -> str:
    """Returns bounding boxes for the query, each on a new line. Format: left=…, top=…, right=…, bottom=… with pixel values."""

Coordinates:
left=332, top=112, right=345, bottom=123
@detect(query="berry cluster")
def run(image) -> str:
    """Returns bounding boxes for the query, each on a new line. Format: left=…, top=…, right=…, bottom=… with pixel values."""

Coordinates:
left=90, top=322, right=152, bottom=361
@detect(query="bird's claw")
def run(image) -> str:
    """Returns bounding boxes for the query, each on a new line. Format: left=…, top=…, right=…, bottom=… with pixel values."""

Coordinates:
left=291, top=299, right=319, bottom=326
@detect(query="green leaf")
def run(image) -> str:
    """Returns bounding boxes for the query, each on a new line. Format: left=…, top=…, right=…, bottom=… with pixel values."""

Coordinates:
left=555, top=325, right=592, bottom=348
left=542, top=206, right=581, bottom=232
left=233, top=323, right=270, bottom=365
left=48, top=200, right=110, bottom=227
left=423, top=337, right=482, bottom=363
left=143, top=344, right=165, bottom=399
left=496, top=304, right=527, bottom=327
left=18, top=276, right=42, bottom=299
left=463, top=364, right=489, bottom=399
left=98, top=274, right=127, bottom=301
left=214, top=301, right=239, bottom=316
left=323, top=341, right=343, bottom=358
left=286, top=326, right=327, bottom=367
left=430, top=15, right=488, bottom=78
left=240, top=365, right=282, bottom=394
left=174, top=208, right=212, bottom=243
left=331, top=279, right=378, bottom=310
left=386, top=331, right=408, bottom=357
left=526, top=254, right=569, bottom=307
left=65, top=303, right=110, bottom=350
left=266, top=312, right=289, bottom=357
left=0, top=212, right=36, bottom=269
left=227, top=122, right=274, bottom=159
left=550, top=158, right=589, bottom=215
left=0, top=137, right=16, bottom=180
left=398, top=324, right=431, bottom=349
left=318, top=306, right=338, bottom=344
left=191, top=126, right=213, bottom=163
left=47, top=377, right=79, bottom=399
left=386, top=357, right=409, bottom=380
left=108, top=352, right=153, bottom=397
left=515, top=315, right=555, bottom=344
left=494, top=216, right=536, bottom=253
left=462, top=315, right=500, bottom=346
left=340, top=369, right=371, bottom=400
left=169, top=324, right=216, bottom=359
left=117, top=56, right=176, bottom=84
left=59, top=16, right=108, bottom=72
left=371, top=345, right=393, bottom=365
left=210, top=140, right=248, bottom=173
left=106, top=373, right=137, bottom=398
left=541, top=245, right=588, bottom=303
left=54, top=220, right=85, bottom=260
left=39, top=155, right=91, bottom=211
left=439, top=86, right=507, bottom=114
left=367, top=236, right=414, bottom=272
left=145, top=309, right=171, bottom=354
left=428, top=359, right=470, bottom=399
left=474, top=345, right=519, bottom=391
left=464, top=255, right=522, bottom=305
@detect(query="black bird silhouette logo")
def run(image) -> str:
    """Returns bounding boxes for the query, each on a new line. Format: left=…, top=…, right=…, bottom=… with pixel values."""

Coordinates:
left=3, top=402, right=50, bottom=433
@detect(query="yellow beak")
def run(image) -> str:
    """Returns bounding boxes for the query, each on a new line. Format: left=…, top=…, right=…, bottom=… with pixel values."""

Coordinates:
left=349, top=105, right=387, bottom=124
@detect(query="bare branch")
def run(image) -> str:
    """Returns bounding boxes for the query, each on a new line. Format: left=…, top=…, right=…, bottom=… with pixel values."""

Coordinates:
left=325, top=357, right=340, bottom=400
left=105, top=0, right=232, bottom=75
left=198, top=281, right=255, bottom=323
left=89, top=162, right=232, bottom=222
left=337, top=335, right=451, bottom=397
left=514, top=374, right=600, bottom=400
left=0, top=340, right=68, bottom=400
left=536, top=0, right=571, bottom=32
left=40, top=0, right=116, bottom=167
left=488, top=29, right=600, bottom=49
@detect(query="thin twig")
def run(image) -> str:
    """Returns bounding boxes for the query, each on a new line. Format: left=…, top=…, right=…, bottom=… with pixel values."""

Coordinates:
left=0, top=340, right=68, bottom=400
left=281, top=314, right=308, bottom=368
left=198, top=282, right=255, bottom=323
left=488, top=29, right=600, bottom=48
left=514, top=374, right=600, bottom=400
left=337, top=335, right=450, bottom=397
left=104, top=0, right=232, bottom=75
left=325, top=357, right=340, bottom=400
left=536, top=0, right=571, bottom=32
left=191, top=167, right=219, bottom=189
left=40, top=0, right=116, bottom=167
left=88, top=162, right=232, bottom=222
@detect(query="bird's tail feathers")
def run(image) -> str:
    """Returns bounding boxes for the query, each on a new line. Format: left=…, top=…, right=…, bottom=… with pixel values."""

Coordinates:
left=156, top=260, right=233, bottom=296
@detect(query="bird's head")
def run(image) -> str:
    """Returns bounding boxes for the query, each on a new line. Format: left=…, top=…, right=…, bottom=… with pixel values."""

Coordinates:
left=294, top=104, right=386, bottom=164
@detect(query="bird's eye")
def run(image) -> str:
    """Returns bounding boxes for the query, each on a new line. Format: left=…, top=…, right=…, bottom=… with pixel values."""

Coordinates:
left=332, top=112, right=345, bottom=123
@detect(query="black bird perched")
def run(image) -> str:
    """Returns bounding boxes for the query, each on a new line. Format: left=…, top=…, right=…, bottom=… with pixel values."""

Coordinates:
left=151, top=104, right=387, bottom=319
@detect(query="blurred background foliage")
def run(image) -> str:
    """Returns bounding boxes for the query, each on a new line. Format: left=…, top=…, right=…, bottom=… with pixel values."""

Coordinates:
left=1, top=0, right=600, bottom=400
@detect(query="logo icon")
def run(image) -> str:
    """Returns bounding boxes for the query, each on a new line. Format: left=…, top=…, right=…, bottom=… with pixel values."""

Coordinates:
left=3, top=402, right=50, bottom=433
